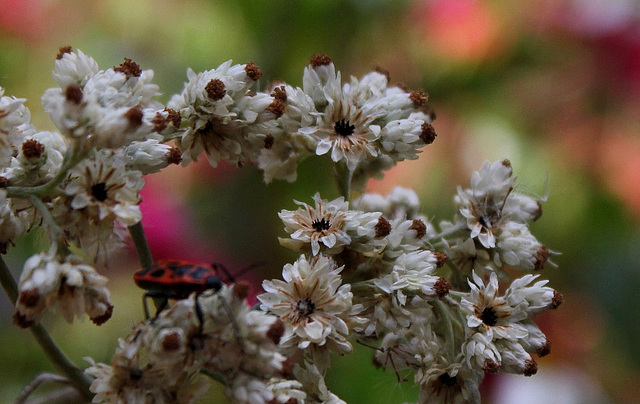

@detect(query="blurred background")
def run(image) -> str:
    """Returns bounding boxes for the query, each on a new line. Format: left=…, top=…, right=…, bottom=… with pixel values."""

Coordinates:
left=1, top=0, right=639, bottom=402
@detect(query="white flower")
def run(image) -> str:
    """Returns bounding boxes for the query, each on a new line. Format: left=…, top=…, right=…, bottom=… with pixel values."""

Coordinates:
left=119, top=135, right=182, bottom=174
left=42, top=53, right=162, bottom=148
left=13, top=252, right=113, bottom=327
left=52, top=47, right=100, bottom=88
left=225, top=373, right=275, bottom=404
left=3, top=129, right=67, bottom=186
left=169, top=60, right=273, bottom=167
left=460, top=272, right=559, bottom=375
left=253, top=84, right=317, bottom=183
left=374, top=250, right=441, bottom=297
left=255, top=129, right=305, bottom=183
left=0, top=190, right=27, bottom=253
left=278, top=193, right=352, bottom=255
left=259, top=255, right=355, bottom=358
left=456, top=160, right=516, bottom=249
left=0, top=87, right=30, bottom=166
left=416, top=354, right=483, bottom=404
left=197, top=284, right=287, bottom=381
left=63, top=153, right=143, bottom=226
left=455, top=160, right=548, bottom=258
left=85, top=280, right=290, bottom=403
left=294, top=361, right=346, bottom=404
left=505, top=273, right=561, bottom=318
left=296, top=55, right=435, bottom=171
left=265, top=378, right=307, bottom=403
left=381, top=217, right=430, bottom=258
left=441, top=236, right=497, bottom=276
left=84, top=320, right=209, bottom=404
left=495, top=221, right=550, bottom=270
left=461, top=272, right=529, bottom=341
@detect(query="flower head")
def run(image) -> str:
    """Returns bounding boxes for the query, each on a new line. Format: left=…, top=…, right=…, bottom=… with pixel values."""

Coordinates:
left=259, top=255, right=356, bottom=359
left=63, top=152, right=143, bottom=226
left=169, top=60, right=275, bottom=167
left=279, top=193, right=352, bottom=255
left=42, top=51, right=162, bottom=149
left=0, top=190, right=27, bottom=253
left=0, top=87, right=30, bottom=166
left=13, top=252, right=113, bottom=327
left=298, top=57, right=436, bottom=171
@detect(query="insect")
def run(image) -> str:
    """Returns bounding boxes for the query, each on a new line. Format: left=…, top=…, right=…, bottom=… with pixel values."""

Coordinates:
left=133, top=259, right=228, bottom=322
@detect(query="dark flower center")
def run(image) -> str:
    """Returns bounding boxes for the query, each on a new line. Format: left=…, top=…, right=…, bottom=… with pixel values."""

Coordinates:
left=480, top=306, right=498, bottom=326
left=297, top=298, right=315, bottom=317
left=91, top=183, right=108, bottom=201
left=312, top=218, right=331, bottom=232
left=334, top=119, right=355, bottom=137
left=439, top=373, right=457, bottom=387
left=479, top=214, right=492, bottom=229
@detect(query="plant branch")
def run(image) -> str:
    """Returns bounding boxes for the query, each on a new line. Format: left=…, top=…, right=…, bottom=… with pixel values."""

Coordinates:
left=128, top=221, right=154, bottom=269
left=6, top=142, right=87, bottom=200
left=334, top=162, right=353, bottom=202
left=128, top=221, right=166, bottom=313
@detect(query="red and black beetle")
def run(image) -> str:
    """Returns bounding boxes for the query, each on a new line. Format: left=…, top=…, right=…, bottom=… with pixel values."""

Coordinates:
left=133, top=259, right=226, bottom=321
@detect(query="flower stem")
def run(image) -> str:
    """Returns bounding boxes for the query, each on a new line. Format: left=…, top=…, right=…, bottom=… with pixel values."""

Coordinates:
left=0, top=255, right=18, bottom=304
left=0, top=256, right=93, bottom=400
left=334, top=162, right=353, bottom=202
left=27, top=195, right=69, bottom=257
left=6, top=142, right=87, bottom=200
left=128, top=222, right=154, bottom=269
left=128, top=222, right=166, bottom=313
left=29, top=324, right=93, bottom=400
left=432, top=299, right=456, bottom=359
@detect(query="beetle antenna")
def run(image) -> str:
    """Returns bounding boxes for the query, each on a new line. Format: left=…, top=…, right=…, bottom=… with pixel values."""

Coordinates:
left=212, top=261, right=268, bottom=283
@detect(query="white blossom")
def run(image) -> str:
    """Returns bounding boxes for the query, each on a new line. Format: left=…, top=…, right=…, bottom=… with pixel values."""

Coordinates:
left=2, top=128, right=67, bottom=187
left=259, top=255, right=357, bottom=362
left=294, top=362, right=346, bottom=404
left=278, top=193, right=352, bottom=256
left=63, top=153, right=143, bottom=226
left=42, top=52, right=161, bottom=149
left=168, top=60, right=274, bottom=167
left=0, top=87, right=30, bottom=166
left=0, top=190, right=27, bottom=253
left=51, top=48, right=100, bottom=88
left=14, top=252, right=112, bottom=327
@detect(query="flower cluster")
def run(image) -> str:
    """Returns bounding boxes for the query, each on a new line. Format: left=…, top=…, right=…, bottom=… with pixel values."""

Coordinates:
left=440, top=160, right=552, bottom=280
left=165, top=53, right=436, bottom=184
left=0, top=48, right=561, bottom=404
left=261, top=178, right=561, bottom=402
left=14, top=252, right=112, bottom=327
left=1, top=48, right=182, bottom=330
left=85, top=285, right=291, bottom=404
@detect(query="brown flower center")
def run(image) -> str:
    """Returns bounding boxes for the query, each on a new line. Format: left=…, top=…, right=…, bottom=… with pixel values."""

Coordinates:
left=91, top=183, right=108, bottom=201
left=312, top=218, right=331, bottom=232
left=439, top=373, right=457, bottom=387
left=480, top=306, right=498, bottom=326
left=296, top=298, right=315, bottom=317
left=334, top=119, right=355, bottom=137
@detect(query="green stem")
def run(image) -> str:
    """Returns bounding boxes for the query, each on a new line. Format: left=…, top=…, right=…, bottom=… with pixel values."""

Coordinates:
left=128, top=222, right=154, bottom=269
left=0, top=254, right=18, bottom=304
left=30, top=325, right=93, bottom=400
left=128, top=222, right=166, bottom=313
left=27, top=195, right=69, bottom=257
left=0, top=256, right=93, bottom=400
left=334, top=162, right=353, bottom=202
left=6, top=142, right=87, bottom=199
left=432, top=299, right=456, bottom=359
left=425, top=221, right=468, bottom=246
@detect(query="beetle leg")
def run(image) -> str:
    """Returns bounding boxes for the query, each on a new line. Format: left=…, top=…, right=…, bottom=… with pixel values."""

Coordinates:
left=194, top=292, right=204, bottom=334
left=141, top=291, right=170, bottom=320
